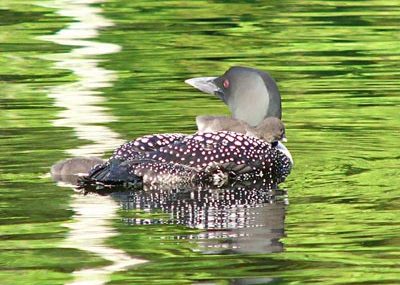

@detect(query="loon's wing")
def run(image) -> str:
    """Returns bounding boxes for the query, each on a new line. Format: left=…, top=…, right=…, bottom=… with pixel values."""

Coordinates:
left=81, top=157, right=203, bottom=189
left=111, top=133, right=186, bottom=160
left=134, top=131, right=268, bottom=174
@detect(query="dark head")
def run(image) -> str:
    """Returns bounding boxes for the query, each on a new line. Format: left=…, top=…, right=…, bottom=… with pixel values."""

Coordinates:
left=246, top=117, right=286, bottom=144
left=185, top=66, right=281, bottom=127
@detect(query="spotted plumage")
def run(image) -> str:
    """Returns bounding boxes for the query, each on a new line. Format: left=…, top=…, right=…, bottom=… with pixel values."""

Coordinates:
left=54, top=66, right=295, bottom=192
left=81, top=130, right=292, bottom=190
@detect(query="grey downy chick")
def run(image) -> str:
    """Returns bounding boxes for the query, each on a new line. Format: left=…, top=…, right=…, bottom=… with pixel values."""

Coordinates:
left=196, top=115, right=249, bottom=134
left=196, top=116, right=286, bottom=143
left=246, top=117, right=286, bottom=143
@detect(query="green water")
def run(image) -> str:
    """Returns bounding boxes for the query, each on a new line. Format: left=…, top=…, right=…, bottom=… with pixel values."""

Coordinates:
left=1, top=0, right=399, bottom=284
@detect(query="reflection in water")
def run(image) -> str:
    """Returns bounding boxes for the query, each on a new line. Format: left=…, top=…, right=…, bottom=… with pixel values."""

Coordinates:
left=39, top=0, right=146, bottom=284
left=39, top=0, right=125, bottom=158
left=114, top=186, right=287, bottom=254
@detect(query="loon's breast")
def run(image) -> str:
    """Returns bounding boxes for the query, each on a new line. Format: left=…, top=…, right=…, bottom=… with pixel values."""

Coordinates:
left=82, top=131, right=292, bottom=190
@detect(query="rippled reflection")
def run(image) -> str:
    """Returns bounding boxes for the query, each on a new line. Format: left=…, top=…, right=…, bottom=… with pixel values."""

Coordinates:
left=38, top=0, right=146, bottom=284
left=39, top=0, right=124, bottom=158
left=113, top=186, right=287, bottom=254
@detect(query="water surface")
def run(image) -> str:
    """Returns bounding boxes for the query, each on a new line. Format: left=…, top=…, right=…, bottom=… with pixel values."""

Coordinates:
left=1, top=0, right=399, bottom=284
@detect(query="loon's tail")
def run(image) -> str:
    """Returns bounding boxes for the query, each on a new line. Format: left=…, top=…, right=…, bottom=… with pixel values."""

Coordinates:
left=78, top=159, right=143, bottom=192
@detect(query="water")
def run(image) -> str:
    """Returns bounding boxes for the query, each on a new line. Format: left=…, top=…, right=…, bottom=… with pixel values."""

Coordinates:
left=1, top=0, right=399, bottom=284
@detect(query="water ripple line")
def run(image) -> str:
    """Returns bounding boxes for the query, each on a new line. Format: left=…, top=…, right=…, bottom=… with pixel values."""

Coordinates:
left=37, top=1, right=147, bottom=284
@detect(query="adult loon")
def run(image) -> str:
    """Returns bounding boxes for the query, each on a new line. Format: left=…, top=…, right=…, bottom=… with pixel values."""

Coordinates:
left=76, top=67, right=293, bottom=191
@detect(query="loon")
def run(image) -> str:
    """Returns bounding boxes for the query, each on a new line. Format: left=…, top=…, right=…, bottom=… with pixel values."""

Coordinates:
left=76, top=67, right=292, bottom=191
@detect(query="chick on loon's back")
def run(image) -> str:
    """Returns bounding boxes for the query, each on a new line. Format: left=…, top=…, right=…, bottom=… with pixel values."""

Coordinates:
left=196, top=116, right=287, bottom=143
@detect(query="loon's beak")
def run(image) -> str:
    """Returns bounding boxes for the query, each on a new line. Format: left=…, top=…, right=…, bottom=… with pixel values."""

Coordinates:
left=185, top=77, right=225, bottom=102
left=281, top=134, right=288, bottom=143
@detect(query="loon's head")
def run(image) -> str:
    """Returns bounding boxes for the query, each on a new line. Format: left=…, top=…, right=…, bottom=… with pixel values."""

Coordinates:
left=185, top=66, right=281, bottom=127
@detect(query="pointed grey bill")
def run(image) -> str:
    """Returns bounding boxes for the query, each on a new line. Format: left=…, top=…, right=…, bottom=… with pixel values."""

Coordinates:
left=185, top=77, right=225, bottom=101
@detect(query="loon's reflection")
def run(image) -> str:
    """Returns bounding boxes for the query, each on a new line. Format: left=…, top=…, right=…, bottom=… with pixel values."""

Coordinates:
left=112, top=185, right=287, bottom=254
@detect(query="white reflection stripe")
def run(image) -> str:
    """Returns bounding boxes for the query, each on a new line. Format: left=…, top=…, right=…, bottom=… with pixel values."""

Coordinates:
left=38, top=1, right=147, bottom=285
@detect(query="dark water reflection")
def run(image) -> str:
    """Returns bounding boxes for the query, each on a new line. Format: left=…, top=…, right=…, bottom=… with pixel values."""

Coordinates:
left=114, top=187, right=286, bottom=254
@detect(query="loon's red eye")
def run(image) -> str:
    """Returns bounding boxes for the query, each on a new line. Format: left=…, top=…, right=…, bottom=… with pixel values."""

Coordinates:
left=223, top=79, right=230, bottom=88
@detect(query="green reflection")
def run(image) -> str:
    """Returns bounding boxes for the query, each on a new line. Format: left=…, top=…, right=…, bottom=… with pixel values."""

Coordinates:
left=1, top=0, right=400, bottom=284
